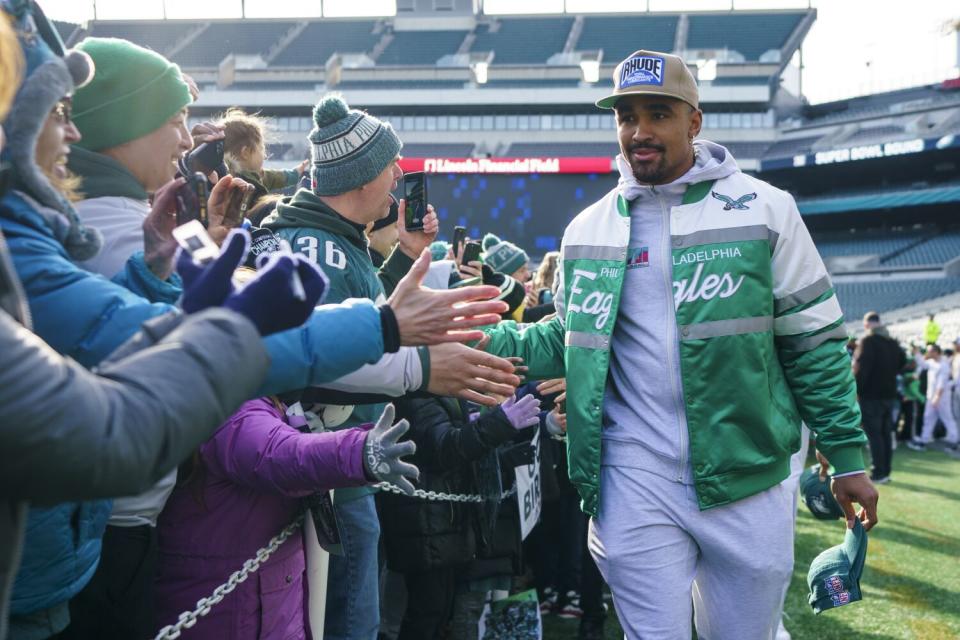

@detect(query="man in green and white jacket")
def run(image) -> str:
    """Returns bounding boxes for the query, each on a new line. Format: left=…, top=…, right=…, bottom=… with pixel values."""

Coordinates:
left=484, top=50, right=878, bottom=639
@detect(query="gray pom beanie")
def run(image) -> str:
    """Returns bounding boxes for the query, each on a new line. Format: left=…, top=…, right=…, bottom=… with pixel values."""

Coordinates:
left=308, top=94, right=402, bottom=196
left=482, top=233, right=528, bottom=276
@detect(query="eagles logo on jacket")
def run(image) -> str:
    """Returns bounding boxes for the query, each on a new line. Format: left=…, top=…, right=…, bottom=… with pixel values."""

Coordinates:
left=486, top=164, right=865, bottom=516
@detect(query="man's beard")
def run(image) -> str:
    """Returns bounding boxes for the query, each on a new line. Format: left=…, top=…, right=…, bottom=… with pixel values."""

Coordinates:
left=627, top=144, right=669, bottom=185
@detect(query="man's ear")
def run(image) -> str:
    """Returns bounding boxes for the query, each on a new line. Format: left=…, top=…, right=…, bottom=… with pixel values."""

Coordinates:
left=689, top=107, right=703, bottom=140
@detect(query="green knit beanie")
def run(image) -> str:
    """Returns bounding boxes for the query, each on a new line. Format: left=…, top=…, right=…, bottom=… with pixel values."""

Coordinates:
left=429, top=241, right=450, bottom=262
left=309, top=93, right=402, bottom=196
left=482, top=233, right=528, bottom=276
left=71, top=38, right=192, bottom=151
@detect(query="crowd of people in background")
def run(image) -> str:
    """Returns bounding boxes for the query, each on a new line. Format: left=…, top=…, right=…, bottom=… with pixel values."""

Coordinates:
left=0, top=3, right=608, bottom=639
left=851, top=311, right=960, bottom=486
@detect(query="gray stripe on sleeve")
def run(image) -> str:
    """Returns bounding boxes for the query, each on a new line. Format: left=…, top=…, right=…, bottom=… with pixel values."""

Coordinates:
left=563, top=245, right=627, bottom=261
left=774, top=275, right=833, bottom=315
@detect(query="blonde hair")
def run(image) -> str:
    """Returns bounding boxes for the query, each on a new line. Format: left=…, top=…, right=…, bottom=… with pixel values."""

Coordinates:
left=532, top=251, right=560, bottom=294
left=0, top=15, right=23, bottom=122
left=217, top=107, right=270, bottom=173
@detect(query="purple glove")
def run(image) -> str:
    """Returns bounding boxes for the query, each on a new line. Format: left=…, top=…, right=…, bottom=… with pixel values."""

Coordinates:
left=177, top=229, right=250, bottom=313
left=224, top=252, right=328, bottom=336
left=500, top=394, right=541, bottom=430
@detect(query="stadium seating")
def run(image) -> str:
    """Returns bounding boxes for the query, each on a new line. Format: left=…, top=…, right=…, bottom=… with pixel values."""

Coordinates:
left=173, top=21, right=297, bottom=67
left=270, top=20, right=379, bottom=67
left=470, top=17, right=574, bottom=65
left=503, top=141, right=770, bottom=159
left=400, top=143, right=476, bottom=157
left=764, top=135, right=821, bottom=158
left=479, top=79, right=582, bottom=88
left=834, top=278, right=960, bottom=322
left=337, top=80, right=467, bottom=90
left=802, top=84, right=960, bottom=127
left=377, top=30, right=469, bottom=66
left=577, top=15, right=678, bottom=64
left=228, top=81, right=322, bottom=91
left=811, top=229, right=926, bottom=259
left=89, top=21, right=202, bottom=56
left=686, top=12, right=805, bottom=61
left=722, top=142, right=771, bottom=158
left=842, top=125, right=906, bottom=146
left=504, top=142, right=618, bottom=157
left=708, top=76, right=773, bottom=86
left=881, top=231, right=960, bottom=267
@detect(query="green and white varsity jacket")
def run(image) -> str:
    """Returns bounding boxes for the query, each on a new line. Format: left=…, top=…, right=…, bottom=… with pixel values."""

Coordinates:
left=486, top=170, right=866, bottom=516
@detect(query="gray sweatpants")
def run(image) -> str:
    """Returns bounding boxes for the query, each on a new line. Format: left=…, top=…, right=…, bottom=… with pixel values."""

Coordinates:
left=588, top=466, right=795, bottom=640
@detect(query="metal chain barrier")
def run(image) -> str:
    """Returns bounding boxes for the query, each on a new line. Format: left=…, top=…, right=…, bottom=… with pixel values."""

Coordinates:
left=153, top=482, right=516, bottom=638
left=153, top=513, right=306, bottom=640
left=375, top=481, right=517, bottom=502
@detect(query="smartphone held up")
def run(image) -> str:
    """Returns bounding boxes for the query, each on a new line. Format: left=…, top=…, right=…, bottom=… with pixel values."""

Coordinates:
left=403, top=171, right=427, bottom=232
left=175, top=173, right=209, bottom=227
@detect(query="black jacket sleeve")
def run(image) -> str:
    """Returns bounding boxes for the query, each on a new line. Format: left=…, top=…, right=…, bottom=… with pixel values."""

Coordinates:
left=0, top=308, right=269, bottom=503
left=396, top=397, right=517, bottom=473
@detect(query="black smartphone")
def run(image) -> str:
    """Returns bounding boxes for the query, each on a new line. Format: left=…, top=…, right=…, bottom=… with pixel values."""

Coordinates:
left=224, top=184, right=254, bottom=225
left=186, top=140, right=224, bottom=175
left=403, top=171, right=427, bottom=232
left=452, top=225, right=466, bottom=259
left=461, top=240, right=482, bottom=265
left=175, top=173, right=209, bottom=227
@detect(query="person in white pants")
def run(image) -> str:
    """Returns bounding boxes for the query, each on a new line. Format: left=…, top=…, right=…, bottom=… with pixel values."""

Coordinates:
left=909, top=343, right=960, bottom=451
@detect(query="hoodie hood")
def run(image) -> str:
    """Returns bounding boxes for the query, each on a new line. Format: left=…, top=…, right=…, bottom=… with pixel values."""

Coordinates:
left=262, top=188, right=367, bottom=249
left=866, top=325, right=890, bottom=338
left=1, top=0, right=101, bottom=261
left=616, top=140, right=739, bottom=203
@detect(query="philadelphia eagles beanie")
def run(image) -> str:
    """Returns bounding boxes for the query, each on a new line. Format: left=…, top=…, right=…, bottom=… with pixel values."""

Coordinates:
left=308, top=94, right=402, bottom=196
left=482, top=233, right=528, bottom=276
left=71, top=38, right=192, bottom=151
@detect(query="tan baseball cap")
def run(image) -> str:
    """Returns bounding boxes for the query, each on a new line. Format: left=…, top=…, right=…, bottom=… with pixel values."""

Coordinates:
left=596, top=49, right=699, bottom=110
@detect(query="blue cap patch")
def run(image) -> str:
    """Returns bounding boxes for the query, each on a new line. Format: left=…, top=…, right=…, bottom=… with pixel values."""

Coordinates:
left=618, top=55, right=665, bottom=89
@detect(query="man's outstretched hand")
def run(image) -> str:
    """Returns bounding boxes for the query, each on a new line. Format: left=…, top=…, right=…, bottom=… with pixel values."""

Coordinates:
left=427, top=343, right=520, bottom=407
left=388, top=249, right=507, bottom=345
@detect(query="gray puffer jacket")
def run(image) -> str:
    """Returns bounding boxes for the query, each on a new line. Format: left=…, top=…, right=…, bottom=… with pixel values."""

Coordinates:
left=0, top=231, right=270, bottom=639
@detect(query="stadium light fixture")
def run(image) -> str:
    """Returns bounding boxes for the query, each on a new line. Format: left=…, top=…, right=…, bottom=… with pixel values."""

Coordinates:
left=580, top=59, right=600, bottom=83
left=472, top=61, right=489, bottom=84
left=696, top=59, right=718, bottom=82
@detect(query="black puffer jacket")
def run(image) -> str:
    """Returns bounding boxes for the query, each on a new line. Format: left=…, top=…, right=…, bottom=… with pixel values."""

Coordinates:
left=378, top=396, right=524, bottom=573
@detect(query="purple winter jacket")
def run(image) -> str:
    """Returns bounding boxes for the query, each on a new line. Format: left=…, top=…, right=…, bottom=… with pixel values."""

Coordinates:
left=155, top=398, right=371, bottom=639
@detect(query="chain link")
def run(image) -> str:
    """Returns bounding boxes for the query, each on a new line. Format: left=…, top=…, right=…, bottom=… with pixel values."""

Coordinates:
left=375, top=481, right=517, bottom=502
left=153, top=481, right=518, bottom=638
left=153, top=514, right=305, bottom=640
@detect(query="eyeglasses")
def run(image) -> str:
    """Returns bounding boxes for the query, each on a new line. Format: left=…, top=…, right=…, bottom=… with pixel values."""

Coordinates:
left=52, top=100, right=72, bottom=124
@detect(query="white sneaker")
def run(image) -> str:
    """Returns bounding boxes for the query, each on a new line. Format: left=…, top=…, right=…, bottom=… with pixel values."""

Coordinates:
left=775, top=618, right=792, bottom=640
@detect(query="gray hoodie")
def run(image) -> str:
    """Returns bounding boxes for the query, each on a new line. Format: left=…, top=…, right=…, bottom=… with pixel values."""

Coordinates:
left=602, top=141, right=739, bottom=483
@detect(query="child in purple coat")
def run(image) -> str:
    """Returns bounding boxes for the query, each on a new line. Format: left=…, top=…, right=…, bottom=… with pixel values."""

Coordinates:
left=155, top=399, right=416, bottom=639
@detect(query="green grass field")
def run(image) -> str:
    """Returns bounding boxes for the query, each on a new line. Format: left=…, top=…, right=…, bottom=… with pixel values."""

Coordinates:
left=544, top=447, right=960, bottom=640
